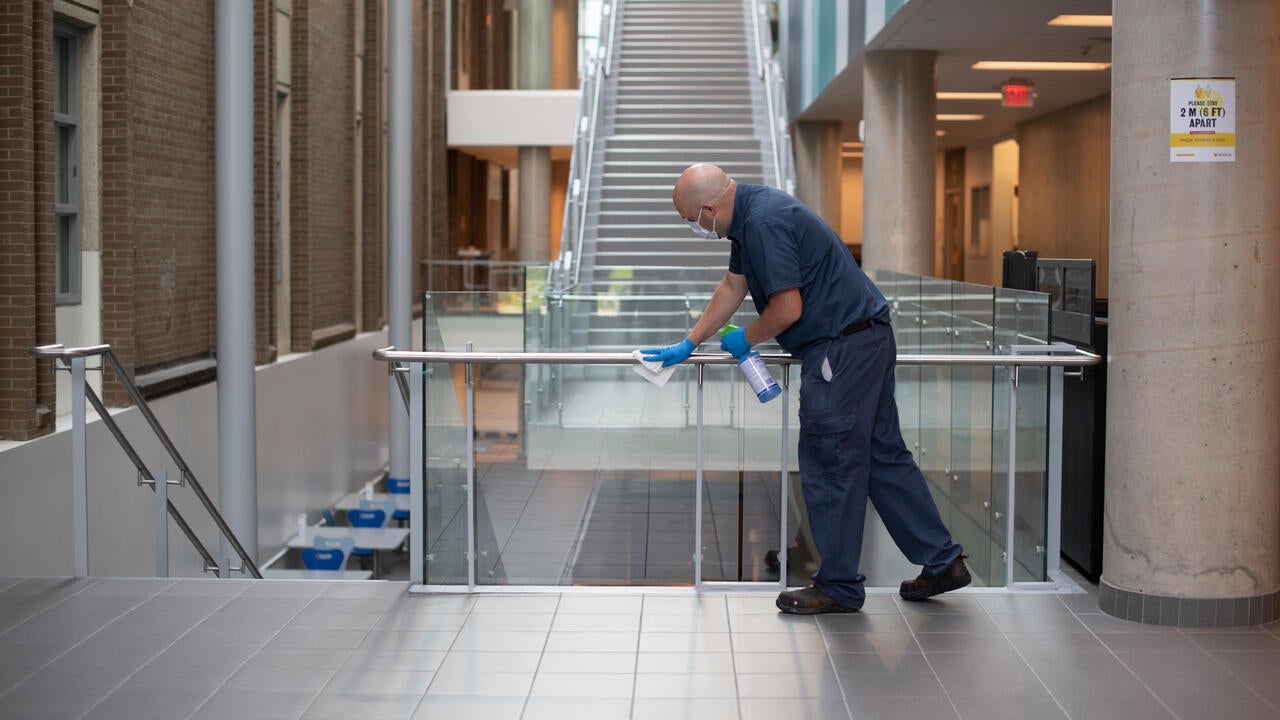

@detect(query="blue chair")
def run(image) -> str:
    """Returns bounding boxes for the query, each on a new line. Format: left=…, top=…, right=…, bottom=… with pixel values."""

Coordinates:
left=320, top=508, right=338, bottom=527
left=386, top=477, right=410, bottom=525
left=314, top=535, right=355, bottom=559
left=358, top=498, right=396, bottom=526
left=348, top=508, right=387, bottom=576
left=300, top=547, right=345, bottom=571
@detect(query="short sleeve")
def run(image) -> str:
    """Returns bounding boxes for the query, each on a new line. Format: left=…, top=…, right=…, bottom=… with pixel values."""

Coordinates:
left=745, top=221, right=802, bottom=297
left=728, top=237, right=742, bottom=275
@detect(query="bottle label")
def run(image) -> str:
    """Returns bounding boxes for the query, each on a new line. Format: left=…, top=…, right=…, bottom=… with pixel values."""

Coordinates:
left=739, top=354, right=780, bottom=400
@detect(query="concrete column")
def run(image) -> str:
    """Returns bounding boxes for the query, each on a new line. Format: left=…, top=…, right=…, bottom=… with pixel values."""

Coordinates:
left=1103, top=0, right=1280, bottom=626
left=387, top=0, right=412, bottom=481
left=215, top=0, right=258, bottom=562
left=861, top=50, right=936, bottom=277
left=517, top=0, right=552, bottom=263
left=793, top=120, right=843, bottom=234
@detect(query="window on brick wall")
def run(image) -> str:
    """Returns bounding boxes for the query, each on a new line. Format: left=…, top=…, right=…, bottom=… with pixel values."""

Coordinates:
left=54, top=24, right=81, bottom=305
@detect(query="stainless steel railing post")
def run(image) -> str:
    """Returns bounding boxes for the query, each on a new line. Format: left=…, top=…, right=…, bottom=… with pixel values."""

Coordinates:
left=70, top=355, right=88, bottom=578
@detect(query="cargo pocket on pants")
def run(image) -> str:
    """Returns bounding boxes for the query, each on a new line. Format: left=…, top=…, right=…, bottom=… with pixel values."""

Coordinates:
left=798, top=411, right=857, bottom=481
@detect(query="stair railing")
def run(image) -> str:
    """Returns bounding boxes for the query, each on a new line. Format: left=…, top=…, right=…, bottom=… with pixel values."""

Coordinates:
left=552, top=0, right=622, bottom=295
left=751, top=0, right=796, bottom=195
left=29, top=344, right=263, bottom=579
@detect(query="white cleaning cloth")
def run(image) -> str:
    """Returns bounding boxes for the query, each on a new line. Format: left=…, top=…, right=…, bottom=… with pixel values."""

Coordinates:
left=631, top=349, right=678, bottom=388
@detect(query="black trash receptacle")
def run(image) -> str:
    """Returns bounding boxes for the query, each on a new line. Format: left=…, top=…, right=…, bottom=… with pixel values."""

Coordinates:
left=1060, top=310, right=1107, bottom=581
left=1005, top=255, right=1109, bottom=582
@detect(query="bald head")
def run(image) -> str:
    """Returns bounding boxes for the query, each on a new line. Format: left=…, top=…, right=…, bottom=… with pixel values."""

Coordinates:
left=672, top=164, right=736, bottom=239
left=673, top=163, right=731, bottom=214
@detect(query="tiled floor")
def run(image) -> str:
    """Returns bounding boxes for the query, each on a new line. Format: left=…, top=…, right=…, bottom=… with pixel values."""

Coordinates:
left=0, top=575, right=1278, bottom=719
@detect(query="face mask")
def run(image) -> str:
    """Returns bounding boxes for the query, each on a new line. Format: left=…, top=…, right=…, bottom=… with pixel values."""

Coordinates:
left=687, top=207, right=719, bottom=239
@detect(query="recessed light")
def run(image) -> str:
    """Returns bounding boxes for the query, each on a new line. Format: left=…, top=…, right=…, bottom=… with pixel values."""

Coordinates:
left=1048, top=14, right=1112, bottom=27
left=937, top=114, right=984, bottom=121
left=937, top=92, right=1002, bottom=101
left=973, top=61, right=1111, bottom=71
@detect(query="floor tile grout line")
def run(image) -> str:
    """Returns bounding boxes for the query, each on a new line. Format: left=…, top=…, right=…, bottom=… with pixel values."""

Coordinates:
left=73, top=580, right=255, bottom=720
left=1177, top=626, right=1280, bottom=716
left=514, top=592, right=563, bottom=720
left=404, top=589, right=482, bottom=719
left=897, top=597, right=965, bottom=720
left=186, top=582, right=341, bottom=720
left=0, top=577, right=170, bottom=704
left=1064, top=595, right=1186, bottom=720
left=719, top=595, right=744, bottom=719
left=630, top=590, right=645, bottom=720
left=994, top=619, right=1088, bottom=719
left=815, top=608, right=860, bottom=720
left=0, top=576, right=104, bottom=643
left=188, top=582, right=399, bottom=720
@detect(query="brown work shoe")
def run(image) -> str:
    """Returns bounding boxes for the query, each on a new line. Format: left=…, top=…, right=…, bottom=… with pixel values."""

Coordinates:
left=776, top=585, right=859, bottom=615
left=900, top=555, right=971, bottom=601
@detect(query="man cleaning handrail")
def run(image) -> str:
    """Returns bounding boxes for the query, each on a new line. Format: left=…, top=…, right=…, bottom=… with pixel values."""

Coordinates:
left=642, top=163, right=970, bottom=614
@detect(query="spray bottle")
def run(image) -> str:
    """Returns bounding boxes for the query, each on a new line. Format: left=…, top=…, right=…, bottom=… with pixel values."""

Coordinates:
left=720, top=324, right=781, bottom=403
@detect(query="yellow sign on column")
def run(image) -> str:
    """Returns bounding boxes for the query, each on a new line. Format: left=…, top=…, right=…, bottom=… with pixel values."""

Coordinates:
left=1170, top=77, right=1235, bottom=163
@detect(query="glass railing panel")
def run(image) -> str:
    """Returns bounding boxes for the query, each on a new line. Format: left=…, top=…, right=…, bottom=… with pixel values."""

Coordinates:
left=917, top=278, right=954, bottom=527
left=420, top=291, right=532, bottom=586
left=993, top=287, right=1051, bottom=583
left=877, top=270, right=923, bottom=468
left=701, top=364, right=785, bottom=584
left=949, top=282, right=996, bottom=585
left=421, top=295, right=469, bottom=585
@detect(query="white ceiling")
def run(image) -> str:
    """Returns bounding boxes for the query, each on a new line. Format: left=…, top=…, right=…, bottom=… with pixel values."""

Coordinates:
left=800, top=0, right=1113, bottom=149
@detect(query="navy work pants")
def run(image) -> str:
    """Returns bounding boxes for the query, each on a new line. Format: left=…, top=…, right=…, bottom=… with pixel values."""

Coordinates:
left=796, top=318, right=962, bottom=609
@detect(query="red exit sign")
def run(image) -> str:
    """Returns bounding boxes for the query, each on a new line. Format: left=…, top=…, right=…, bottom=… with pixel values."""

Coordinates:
left=1002, top=82, right=1036, bottom=108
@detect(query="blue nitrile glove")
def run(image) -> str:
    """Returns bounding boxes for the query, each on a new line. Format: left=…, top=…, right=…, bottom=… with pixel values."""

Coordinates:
left=641, top=338, right=696, bottom=368
left=720, top=327, right=751, bottom=359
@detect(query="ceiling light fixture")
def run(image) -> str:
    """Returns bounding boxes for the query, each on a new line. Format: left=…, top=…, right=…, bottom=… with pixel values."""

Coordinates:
left=973, top=60, right=1111, bottom=71
left=937, top=114, right=985, bottom=121
left=1048, top=14, right=1113, bottom=27
left=937, top=92, right=1002, bottom=101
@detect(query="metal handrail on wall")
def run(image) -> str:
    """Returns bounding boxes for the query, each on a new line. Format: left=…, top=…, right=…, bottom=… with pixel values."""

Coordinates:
left=373, top=345, right=1099, bottom=591
left=29, top=344, right=263, bottom=579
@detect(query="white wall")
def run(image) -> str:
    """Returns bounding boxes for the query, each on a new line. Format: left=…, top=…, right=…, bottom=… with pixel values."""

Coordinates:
left=55, top=251, right=102, bottom=417
left=447, top=90, right=580, bottom=146
left=0, top=329, right=393, bottom=577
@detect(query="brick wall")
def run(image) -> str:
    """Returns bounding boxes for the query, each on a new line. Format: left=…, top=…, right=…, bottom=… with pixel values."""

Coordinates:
left=101, top=0, right=219, bottom=404
left=254, top=1, right=276, bottom=363
left=360, top=0, right=384, bottom=331
left=290, top=0, right=357, bottom=351
left=305, top=0, right=354, bottom=336
left=0, top=0, right=56, bottom=441
left=415, top=0, right=448, bottom=302
left=2, top=0, right=448, bottom=430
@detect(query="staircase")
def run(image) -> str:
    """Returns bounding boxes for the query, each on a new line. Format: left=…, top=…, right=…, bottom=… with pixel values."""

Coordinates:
left=574, top=0, right=775, bottom=352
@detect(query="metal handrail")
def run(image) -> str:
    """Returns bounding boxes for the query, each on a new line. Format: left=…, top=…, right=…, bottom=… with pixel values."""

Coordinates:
left=752, top=0, right=793, bottom=193
left=555, top=0, right=623, bottom=293
left=373, top=346, right=1100, bottom=368
left=29, top=343, right=263, bottom=578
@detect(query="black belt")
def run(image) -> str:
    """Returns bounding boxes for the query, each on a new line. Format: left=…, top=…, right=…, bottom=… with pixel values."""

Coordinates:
left=841, top=319, right=873, bottom=336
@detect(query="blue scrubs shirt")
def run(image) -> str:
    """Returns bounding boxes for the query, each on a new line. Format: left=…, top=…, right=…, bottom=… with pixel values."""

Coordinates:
left=726, top=183, right=887, bottom=356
